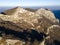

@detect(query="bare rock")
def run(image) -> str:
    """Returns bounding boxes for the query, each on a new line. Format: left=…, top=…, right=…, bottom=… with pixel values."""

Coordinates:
left=4, top=7, right=28, bottom=15
left=0, top=7, right=54, bottom=33
left=0, top=7, right=60, bottom=45
left=5, top=39, right=25, bottom=45
left=36, top=8, right=59, bottom=24
left=0, top=37, right=25, bottom=45
left=47, top=25, right=60, bottom=41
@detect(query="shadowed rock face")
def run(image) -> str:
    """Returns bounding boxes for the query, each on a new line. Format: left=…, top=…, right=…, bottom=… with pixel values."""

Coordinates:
left=45, top=40, right=60, bottom=45
left=0, top=26, right=48, bottom=45
left=45, top=25, right=60, bottom=45
left=0, top=12, right=6, bottom=15
left=0, top=27, right=47, bottom=42
left=0, top=7, right=60, bottom=45
left=48, top=25, right=60, bottom=41
left=54, top=40, right=60, bottom=45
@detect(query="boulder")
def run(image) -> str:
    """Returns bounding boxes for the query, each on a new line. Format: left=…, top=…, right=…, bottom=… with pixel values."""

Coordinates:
left=47, top=25, right=60, bottom=41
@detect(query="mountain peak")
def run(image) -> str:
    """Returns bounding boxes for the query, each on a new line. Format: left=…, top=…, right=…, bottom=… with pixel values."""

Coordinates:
left=36, top=8, right=59, bottom=23
left=4, top=7, right=27, bottom=15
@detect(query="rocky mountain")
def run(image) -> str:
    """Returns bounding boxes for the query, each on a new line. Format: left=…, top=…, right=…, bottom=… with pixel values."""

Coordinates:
left=0, top=7, right=60, bottom=45
left=36, top=8, right=59, bottom=24
left=46, top=25, right=60, bottom=45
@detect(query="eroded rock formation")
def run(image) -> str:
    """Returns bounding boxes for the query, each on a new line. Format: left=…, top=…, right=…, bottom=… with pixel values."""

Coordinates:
left=0, top=7, right=60, bottom=45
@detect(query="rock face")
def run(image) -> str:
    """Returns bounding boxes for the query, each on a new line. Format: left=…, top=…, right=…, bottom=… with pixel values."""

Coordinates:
left=48, top=25, right=60, bottom=41
left=45, top=25, right=60, bottom=45
left=0, top=7, right=59, bottom=33
left=0, top=37, right=25, bottom=45
left=0, top=7, right=60, bottom=45
left=4, top=7, right=28, bottom=15
left=36, top=8, right=59, bottom=24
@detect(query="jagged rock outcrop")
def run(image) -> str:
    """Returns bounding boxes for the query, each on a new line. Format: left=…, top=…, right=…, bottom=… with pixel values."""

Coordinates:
left=4, top=7, right=28, bottom=15
left=0, top=7, right=60, bottom=45
left=0, top=7, right=59, bottom=33
left=36, top=8, right=59, bottom=24
left=47, top=25, right=60, bottom=40
left=45, top=25, right=60, bottom=45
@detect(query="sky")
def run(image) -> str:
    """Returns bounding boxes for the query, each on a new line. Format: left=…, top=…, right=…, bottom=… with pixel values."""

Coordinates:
left=0, top=0, right=60, bottom=7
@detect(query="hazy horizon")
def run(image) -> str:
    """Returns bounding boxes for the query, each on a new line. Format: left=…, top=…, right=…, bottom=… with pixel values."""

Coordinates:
left=0, top=0, right=60, bottom=7
left=0, top=0, right=60, bottom=10
left=0, top=6, right=60, bottom=10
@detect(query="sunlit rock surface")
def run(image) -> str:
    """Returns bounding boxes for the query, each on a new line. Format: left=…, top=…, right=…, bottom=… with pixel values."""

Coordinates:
left=36, top=8, right=59, bottom=24
left=0, top=7, right=59, bottom=33
left=0, top=7, right=60, bottom=45
left=48, top=25, right=60, bottom=40
left=0, top=37, right=25, bottom=45
left=45, top=25, right=60, bottom=45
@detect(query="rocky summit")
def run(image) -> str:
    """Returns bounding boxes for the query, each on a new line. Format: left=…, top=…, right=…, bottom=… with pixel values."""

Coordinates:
left=36, top=8, right=59, bottom=24
left=0, top=7, right=60, bottom=45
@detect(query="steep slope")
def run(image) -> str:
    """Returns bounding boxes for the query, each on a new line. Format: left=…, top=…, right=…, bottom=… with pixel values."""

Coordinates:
left=0, top=7, right=56, bottom=33
left=48, top=25, right=60, bottom=41
left=0, top=7, right=60, bottom=45
left=46, top=25, right=60, bottom=45
left=4, top=7, right=28, bottom=15
left=36, top=8, right=59, bottom=24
